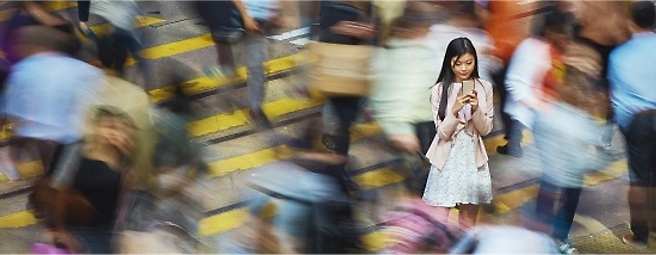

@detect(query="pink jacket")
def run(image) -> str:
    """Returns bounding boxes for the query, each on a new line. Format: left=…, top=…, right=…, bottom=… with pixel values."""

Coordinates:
left=425, top=79, right=494, bottom=169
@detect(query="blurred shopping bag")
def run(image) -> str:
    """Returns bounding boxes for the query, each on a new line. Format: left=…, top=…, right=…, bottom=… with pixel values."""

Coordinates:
left=31, top=243, right=73, bottom=254
left=308, top=41, right=374, bottom=97
left=116, top=222, right=204, bottom=254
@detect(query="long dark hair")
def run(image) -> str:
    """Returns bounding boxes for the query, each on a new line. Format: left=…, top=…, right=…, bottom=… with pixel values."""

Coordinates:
left=435, top=37, right=480, bottom=121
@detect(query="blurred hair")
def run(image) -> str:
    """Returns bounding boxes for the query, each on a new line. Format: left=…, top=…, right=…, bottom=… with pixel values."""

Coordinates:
left=533, top=4, right=576, bottom=38
left=435, top=37, right=480, bottom=121
left=395, top=1, right=441, bottom=28
left=631, top=1, right=656, bottom=29
left=92, top=105, right=137, bottom=129
left=12, top=25, right=79, bottom=55
left=97, top=36, right=129, bottom=74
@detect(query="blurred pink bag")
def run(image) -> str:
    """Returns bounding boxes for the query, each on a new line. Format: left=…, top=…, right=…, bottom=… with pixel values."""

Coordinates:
left=31, top=243, right=73, bottom=254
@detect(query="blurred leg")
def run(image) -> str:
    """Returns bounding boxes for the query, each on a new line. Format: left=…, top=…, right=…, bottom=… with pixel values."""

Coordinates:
left=77, top=1, right=90, bottom=22
left=621, top=111, right=656, bottom=242
left=552, top=187, right=582, bottom=241
left=458, top=204, right=479, bottom=229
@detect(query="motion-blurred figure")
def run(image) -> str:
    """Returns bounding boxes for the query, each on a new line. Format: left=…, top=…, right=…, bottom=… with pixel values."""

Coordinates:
left=532, top=40, right=609, bottom=254
left=370, top=2, right=441, bottom=191
left=497, top=7, right=574, bottom=157
left=2, top=25, right=103, bottom=180
left=485, top=0, right=538, bottom=157
left=607, top=1, right=656, bottom=249
left=449, top=225, right=559, bottom=254
left=225, top=122, right=360, bottom=254
left=196, top=0, right=285, bottom=129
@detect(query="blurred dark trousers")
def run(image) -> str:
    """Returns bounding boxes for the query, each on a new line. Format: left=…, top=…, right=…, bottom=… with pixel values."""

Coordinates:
left=619, top=110, right=656, bottom=241
left=535, top=180, right=582, bottom=241
left=77, top=1, right=90, bottom=22
left=325, top=96, right=362, bottom=193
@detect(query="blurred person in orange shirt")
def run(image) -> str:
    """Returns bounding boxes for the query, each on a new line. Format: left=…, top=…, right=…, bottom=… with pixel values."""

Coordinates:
left=485, top=0, right=538, bottom=157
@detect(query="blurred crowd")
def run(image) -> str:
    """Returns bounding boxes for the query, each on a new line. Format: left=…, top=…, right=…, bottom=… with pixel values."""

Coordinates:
left=0, top=0, right=655, bottom=254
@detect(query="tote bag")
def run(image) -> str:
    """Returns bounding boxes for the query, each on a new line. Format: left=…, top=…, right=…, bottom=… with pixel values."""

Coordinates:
left=307, top=41, right=374, bottom=97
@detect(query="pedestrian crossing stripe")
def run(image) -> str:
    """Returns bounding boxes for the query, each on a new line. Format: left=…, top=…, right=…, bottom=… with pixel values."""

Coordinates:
left=42, top=1, right=77, bottom=11
left=148, top=52, right=306, bottom=103
left=90, top=16, right=166, bottom=36
left=124, top=34, right=214, bottom=66
left=0, top=121, right=382, bottom=182
left=0, top=149, right=630, bottom=252
left=0, top=8, right=15, bottom=22
left=0, top=210, right=37, bottom=228
left=207, top=122, right=382, bottom=178
left=189, top=97, right=323, bottom=138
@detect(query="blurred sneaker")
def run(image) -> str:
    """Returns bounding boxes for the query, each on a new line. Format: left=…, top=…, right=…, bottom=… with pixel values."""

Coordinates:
left=0, top=151, right=20, bottom=181
left=557, top=242, right=578, bottom=254
left=622, top=233, right=648, bottom=249
left=248, top=107, right=272, bottom=130
left=496, top=144, right=523, bottom=158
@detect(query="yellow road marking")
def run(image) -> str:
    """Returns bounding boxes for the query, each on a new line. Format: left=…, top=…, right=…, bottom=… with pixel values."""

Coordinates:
left=353, top=168, right=404, bottom=190
left=197, top=208, right=248, bottom=237
left=208, top=122, right=382, bottom=178
left=89, top=16, right=166, bottom=36
left=0, top=160, right=43, bottom=182
left=148, top=52, right=304, bottom=103
left=0, top=8, right=15, bottom=23
left=0, top=210, right=37, bottom=228
left=188, top=98, right=323, bottom=137
left=42, top=1, right=77, bottom=11
left=124, top=34, right=214, bottom=66
left=584, top=159, right=627, bottom=186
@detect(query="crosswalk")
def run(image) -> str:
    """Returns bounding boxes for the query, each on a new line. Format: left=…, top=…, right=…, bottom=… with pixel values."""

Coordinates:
left=0, top=2, right=630, bottom=253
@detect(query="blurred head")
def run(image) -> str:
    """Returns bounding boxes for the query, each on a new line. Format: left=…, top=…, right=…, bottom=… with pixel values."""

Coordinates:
left=535, top=8, right=576, bottom=50
left=6, top=25, right=79, bottom=62
left=88, top=106, right=138, bottom=156
left=630, top=1, right=656, bottom=31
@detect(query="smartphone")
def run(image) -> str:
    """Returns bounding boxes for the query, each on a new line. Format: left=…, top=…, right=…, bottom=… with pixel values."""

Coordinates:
left=462, top=80, right=475, bottom=95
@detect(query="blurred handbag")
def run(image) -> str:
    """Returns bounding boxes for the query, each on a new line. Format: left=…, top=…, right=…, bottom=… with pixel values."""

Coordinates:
left=31, top=243, right=73, bottom=254
left=307, top=41, right=374, bottom=97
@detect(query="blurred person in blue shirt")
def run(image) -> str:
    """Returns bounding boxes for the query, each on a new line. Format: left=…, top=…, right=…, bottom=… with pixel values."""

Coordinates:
left=2, top=25, right=104, bottom=180
left=607, top=1, right=656, bottom=249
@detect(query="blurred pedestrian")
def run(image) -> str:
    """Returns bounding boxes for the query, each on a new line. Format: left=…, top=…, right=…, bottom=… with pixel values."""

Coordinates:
left=225, top=122, right=359, bottom=254
left=423, top=37, right=494, bottom=229
left=484, top=0, right=538, bottom=156
left=449, top=225, right=560, bottom=254
left=89, top=0, right=145, bottom=76
left=196, top=0, right=285, bottom=129
left=316, top=0, right=377, bottom=194
left=371, top=1, right=441, bottom=157
left=532, top=40, right=608, bottom=255
left=496, top=8, right=575, bottom=157
left=43, top=105, right=139, bottom=254
left=2, top=25, right=104, bottom=181
left=607, top=1, right=656, bottom=249
left=569, top=0, right=632, bottom=150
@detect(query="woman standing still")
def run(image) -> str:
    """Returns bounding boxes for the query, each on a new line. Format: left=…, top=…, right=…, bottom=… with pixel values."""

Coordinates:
left=423, top=37, right=494, bottom=229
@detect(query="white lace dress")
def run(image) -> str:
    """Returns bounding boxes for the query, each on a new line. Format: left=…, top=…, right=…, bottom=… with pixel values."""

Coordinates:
left=422, top=130, right=492, bottom=207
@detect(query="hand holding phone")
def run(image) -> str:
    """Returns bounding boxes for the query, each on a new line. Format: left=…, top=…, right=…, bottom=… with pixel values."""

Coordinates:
left=462, top=80, right=475, bottom=96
